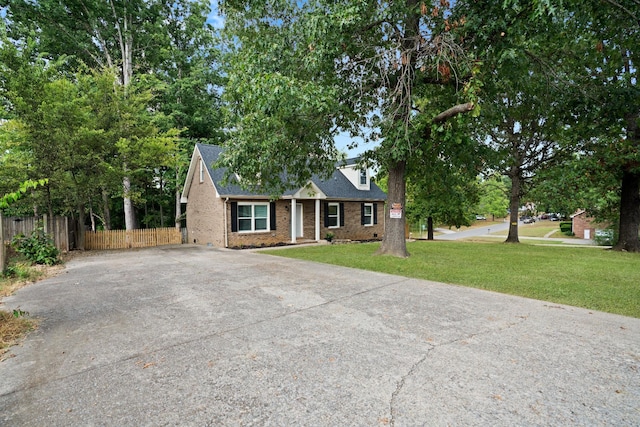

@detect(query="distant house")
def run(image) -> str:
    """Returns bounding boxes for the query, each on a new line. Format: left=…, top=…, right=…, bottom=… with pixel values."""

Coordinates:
left=571, top=209, right=608, bottom=240
left=180, top=144, right=387, bottom=248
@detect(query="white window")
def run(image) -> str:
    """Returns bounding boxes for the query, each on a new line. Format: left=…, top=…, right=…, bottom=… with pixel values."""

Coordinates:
left=199, top=158, right=204, bottom=183
left=238, top=203, right=269, bottom=232
left=327, top=203, right=340, bottom=228
left=359, top=169, right=367, bottom=185
left=363, top=203, right=373, bottom=226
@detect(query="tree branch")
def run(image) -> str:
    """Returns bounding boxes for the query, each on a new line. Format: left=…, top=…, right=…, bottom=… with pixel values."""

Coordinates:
left=433, top=102, right=474, bottom=123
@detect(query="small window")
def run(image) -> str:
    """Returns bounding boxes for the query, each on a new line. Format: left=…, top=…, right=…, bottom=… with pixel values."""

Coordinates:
left=328, top=203, right=339, bottom=228
left=363, top=203, right=373, bottom=226
left=199, top=158, right=204, bottom=183
left=359, top=169, right=367, bottom=185
left=238, top=203, right=269, bottom=232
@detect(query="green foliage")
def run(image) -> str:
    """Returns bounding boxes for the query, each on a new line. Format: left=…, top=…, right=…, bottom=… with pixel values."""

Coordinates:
left=0, top=179, right=48, bottom=210
left=12, top=308, right=28, bottom=318
left=11, top=226, right=59, bottom=266
left=559, top=222, right=572, bottom=233
left=3, top=262, right=33, bottom=280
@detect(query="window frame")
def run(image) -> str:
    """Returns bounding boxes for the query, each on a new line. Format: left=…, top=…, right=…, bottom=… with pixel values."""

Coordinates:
left=199, top=158, right=204, bottom=183
left=359, top=168, right=367, bottom=185
left=237, top=202, right=270, bottom=233
left=327, top=202, right=340, bottom=228
left=362, top=203, right=374, bottom=226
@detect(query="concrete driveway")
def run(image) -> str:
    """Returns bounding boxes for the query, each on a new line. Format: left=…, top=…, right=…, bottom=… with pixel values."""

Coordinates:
left=1, top=245, right=638, bottom=426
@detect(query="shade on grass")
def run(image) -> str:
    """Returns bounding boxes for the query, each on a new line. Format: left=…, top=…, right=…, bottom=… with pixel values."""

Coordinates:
left=264, top=241, right=640, bottom=318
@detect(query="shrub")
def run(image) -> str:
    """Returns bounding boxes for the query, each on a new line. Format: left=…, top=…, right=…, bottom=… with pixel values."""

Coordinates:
left=559, top=221, right=572, bottom=233
left=11, top=226, right=59, bottom=266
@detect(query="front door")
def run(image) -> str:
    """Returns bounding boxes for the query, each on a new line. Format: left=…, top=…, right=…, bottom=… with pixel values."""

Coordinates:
left=296, top=203, right=303, bottom=238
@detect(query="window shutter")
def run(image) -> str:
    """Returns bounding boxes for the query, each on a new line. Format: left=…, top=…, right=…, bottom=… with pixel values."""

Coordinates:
left=323, top=202, right=329, bottom=227
left=373, top=203, right=378, bottom=224
left=270, top=202, right=277, bottom=230
left=339, top=203, right=345, bottom=227
left=231, top=202, right=238, bottom=232
left=361, top=203, right=365, bottom=225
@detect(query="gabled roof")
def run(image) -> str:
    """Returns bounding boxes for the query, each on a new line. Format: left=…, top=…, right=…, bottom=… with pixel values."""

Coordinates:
left=181, top=143, right=386, bottom=202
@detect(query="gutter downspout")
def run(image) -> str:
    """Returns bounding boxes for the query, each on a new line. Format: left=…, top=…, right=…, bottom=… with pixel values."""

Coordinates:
left=224, top=197, right=229, bottom=248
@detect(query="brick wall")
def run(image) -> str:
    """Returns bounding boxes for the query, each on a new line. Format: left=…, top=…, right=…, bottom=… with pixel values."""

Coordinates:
left=184, top=169, right=225, bottom=247
left=572, top=212, right=602, bottom=239
left=320, top=201, right=384, bottom=241
left=187, top=174, right=386, bottom=248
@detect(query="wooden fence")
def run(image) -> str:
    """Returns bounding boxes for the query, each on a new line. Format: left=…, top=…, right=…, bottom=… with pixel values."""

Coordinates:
left=2, top=215, right=72, bottom=252
left=84, top=227, right=182, bottom=250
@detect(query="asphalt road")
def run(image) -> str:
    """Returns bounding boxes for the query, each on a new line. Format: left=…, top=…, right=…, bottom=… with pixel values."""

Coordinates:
left=1, top=245, right=638, bottom=426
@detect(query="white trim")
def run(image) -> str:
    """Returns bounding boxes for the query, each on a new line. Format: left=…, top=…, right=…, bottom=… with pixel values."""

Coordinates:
left=363, top=202, right=374, bottom=226
left=315, top=199, right=320, bottom=241
left=327, top=202, right=340, bottom=228
left=291, top=199, right=297, bottom=243
left=291, top=181, right=326, bottom=199
left=237, top=202, right=270, bottom=233
left=296, top=203, right=303, bottom=238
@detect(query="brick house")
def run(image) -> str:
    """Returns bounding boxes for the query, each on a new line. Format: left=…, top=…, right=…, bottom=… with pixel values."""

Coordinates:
left=571, top=209, right=608, bottom=240
left=181, top=144, right=387, bottom=248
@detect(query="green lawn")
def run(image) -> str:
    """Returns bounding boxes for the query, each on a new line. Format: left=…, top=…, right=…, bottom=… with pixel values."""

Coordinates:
left=263, top=241, right=640, bottom=318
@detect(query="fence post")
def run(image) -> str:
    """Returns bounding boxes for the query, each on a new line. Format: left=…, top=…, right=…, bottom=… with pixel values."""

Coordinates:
left=0, top=212, right=5, bottom=271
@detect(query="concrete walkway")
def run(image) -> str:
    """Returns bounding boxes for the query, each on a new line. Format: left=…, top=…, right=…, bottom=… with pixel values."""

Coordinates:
left=1, top=245, right=638, bottom=426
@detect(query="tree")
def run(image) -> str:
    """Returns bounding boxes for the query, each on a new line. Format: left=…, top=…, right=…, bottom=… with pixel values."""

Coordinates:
left=154, top=0, right=226, bottom=230
left=221, top=0, right=480, bottom=257
left=2, top=0, right=221, bottom=230
left=562, top=0, right=640, bottom=251
left=456, top=0, right=571, bottom=243
left=478, top=175, right=509, bottom=221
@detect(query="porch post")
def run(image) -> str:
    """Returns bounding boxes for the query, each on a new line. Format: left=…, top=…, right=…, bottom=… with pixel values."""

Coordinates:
left=315, top=199, right=320, bottom=241
left=291, top=198, right=297, bottom=243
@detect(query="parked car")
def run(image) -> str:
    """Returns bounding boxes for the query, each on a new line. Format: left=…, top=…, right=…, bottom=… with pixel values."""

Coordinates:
left=475, top=214, right=487, bottom=220
left=521, top=216, right=536, bottom=224
left=540, top=213, right=549, bottom=220
left=549, top=214, right=560, bottom=221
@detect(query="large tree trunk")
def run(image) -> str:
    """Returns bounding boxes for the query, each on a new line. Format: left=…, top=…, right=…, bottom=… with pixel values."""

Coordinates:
left=76, top=204, right=86, bottom=250
left=614, top=170, right=640, bottom=252
left=427, top=216, right=434, bottom=240
left=614, top=115, right=640, bottom=252
left=123, top=175, right=135, bottom=230
left=102, top=189, right=111, bottom=230
left=175, top=170, right=182, bottom=231
left=505, top=168, right=521, bottom=243
left=376, top=160, right=409, bottom=257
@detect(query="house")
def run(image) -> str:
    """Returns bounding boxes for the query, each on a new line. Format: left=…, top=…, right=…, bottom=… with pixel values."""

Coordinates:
left=180, top=144, right=387, bottom=248
left=570, top=209, right=607, bottom=240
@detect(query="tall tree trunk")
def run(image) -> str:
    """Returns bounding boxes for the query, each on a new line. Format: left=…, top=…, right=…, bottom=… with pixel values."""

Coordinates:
left=614, top=115, right=640, bottom=252
left=102, top=189, right=111, bottom=230
left=427, top=216, right=434, bottom=240
left=175, top=168, right=182, bottom=231
left=377, top=160, right=409, bottom=257
left=505, top=167, right=521, bottom=243
left=123, top=175, right=135, bottom=230
left=76, top=203, right=86, bottom=250
left=614, top=170, right=640, bottom=252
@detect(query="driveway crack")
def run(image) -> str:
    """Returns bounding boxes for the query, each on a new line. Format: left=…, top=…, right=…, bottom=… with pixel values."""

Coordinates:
left=388, top=314, right=529, bottom=426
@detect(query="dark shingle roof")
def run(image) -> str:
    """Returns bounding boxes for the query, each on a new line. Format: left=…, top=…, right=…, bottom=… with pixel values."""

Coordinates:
left=195, top=143, right=386, bottom=201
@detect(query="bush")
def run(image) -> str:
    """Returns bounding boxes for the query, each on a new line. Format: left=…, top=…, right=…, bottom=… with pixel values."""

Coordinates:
left=11, top=226, right=59, bottom=266
left=559, top=221, right=572, bottom=233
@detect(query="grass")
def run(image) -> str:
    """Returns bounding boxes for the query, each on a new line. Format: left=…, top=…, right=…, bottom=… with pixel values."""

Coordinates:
left=0, top=250, right=57, bottom=360
left=263, top=241, right=640, bottom=318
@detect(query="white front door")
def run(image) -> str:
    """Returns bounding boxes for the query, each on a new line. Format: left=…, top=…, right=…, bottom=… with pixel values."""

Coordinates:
left=296, top=203, right=304, bottom=238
